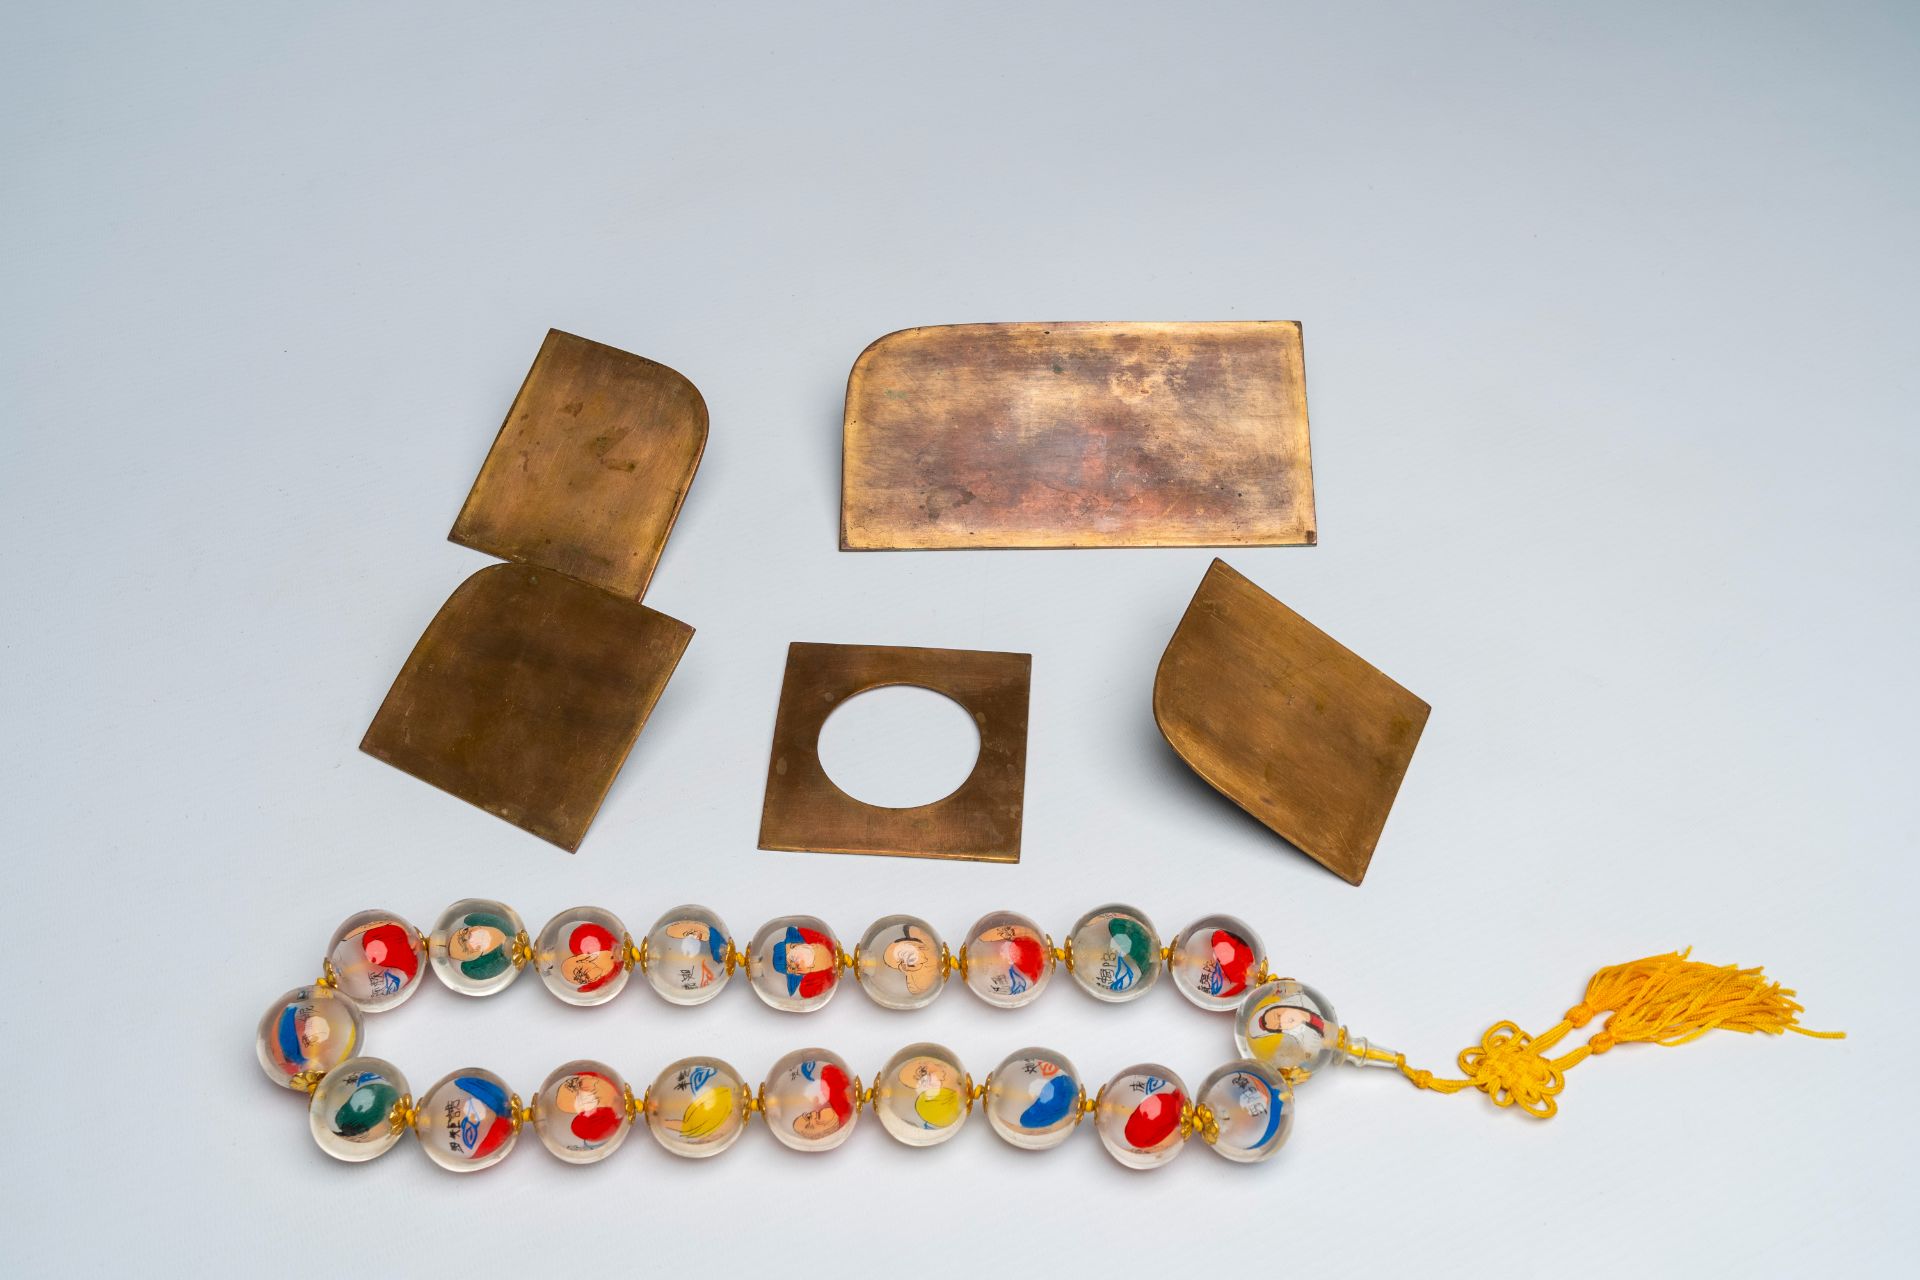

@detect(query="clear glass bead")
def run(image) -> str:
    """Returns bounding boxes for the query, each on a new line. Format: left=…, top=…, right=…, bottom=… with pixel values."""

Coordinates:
left=641, top=905, right=732, bottom=1006
left=530, top=1059, right=632, bottom=1163
left=1195, top=1060, right=1293, bottom=1163
left=533, top=906, right=631, bottom=1006
left=854, top=915, right=947, bottom=1011
left=983, top=1047, right=1082, bottom=1150
left=256, top=985, right=364, bottom=1089
left=746, top=916, right=843, bottom=1012
left=325, top=910, right=428, bottom=1012
left=1094, top=1063, right=1189, bottom=1170
left=645, top=1056, right=748, bottom=1158
left=1066, top=903, right=1162, bottom=1002
left=960, top=911, right=1053, bottom=1008
left=1234, top=978, right=1340, bottom=1073
left=309, top=1057, right=410, bottom=1162
left=427, top=899, right=525, bottom=997
left=872, top=1043, right=969, bottom=1147
left=760, top=1048, right=860, bottom=1152
left=1167, top=915, right=1265, bottom=1011
left=412, top=1068, right=519, bottom=1172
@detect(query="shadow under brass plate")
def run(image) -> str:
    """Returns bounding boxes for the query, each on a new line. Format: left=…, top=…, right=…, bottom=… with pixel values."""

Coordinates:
left=362, top=563, right=693, bottom=851
left=842, top=321, right=1316, bottom=550
left=1153, top=559, right=1428, bottom=885
left=452, top=328, right=707, bottom=601
left=759, top=642, right=1031, bottom=863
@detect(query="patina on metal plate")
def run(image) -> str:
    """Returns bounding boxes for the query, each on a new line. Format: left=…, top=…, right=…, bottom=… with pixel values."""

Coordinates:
left=1154, top=559, right=1427, bottom=885
left=842, top=322, right=1315, bottom=550
left=452, top=328, right=707, bottom=600
left=362, top=564, right=693, bottom=852
left=759, top=642, right=1031, bottom=863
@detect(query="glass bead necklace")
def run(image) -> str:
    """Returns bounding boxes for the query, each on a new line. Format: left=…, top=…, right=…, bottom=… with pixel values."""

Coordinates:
left=263, top=900, right=1842, bottom=1173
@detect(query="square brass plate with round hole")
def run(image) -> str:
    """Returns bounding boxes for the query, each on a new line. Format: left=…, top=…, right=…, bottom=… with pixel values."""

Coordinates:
left=758, top=642, right=1032, bottom=863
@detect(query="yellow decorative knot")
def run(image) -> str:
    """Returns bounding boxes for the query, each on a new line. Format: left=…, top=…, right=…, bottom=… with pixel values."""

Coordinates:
left=623, top=935, right=645, bottom=972
left=950, top=945, right=969, bottom=979
left=1372, top=948, right=1842, bottom=1119
left=509, top=932, right=534, bottom=970
left=964, top=1075, right=983, bottom=1113
left=314, top=958, right=339, bottom=990
left=387, top=1094, right=418, bottom=1134
left=838, top=947, right=857, bottom=972
left=1052, top=936, right=1071, bottom=971
left=508, top=1094, right=533, bottom=1132
left=724, top=942, right=746, bottom=976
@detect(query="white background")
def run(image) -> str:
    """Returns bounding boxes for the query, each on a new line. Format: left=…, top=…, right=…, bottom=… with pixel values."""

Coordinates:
left=3, top=2, right=1915, bottom=1275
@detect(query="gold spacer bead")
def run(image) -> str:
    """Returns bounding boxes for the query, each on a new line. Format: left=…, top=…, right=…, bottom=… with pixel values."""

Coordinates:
left=838, top=947, right=857, bottom=973
left=387, top=1094, right=418, bottom=1135
left=724, top=941, right=745, bottom=976
left=509, top=931, right=534, bottom=970
left=963, top=1074, right=982, bottom=1113
left=509, top=1094, right=533, bottom=1132
left=954, top=945, right=970, bottom=979
left=623, top=934, right=645, bottom=972
left=1051, top=935, right=1069, bottom=971
left=288, top=1068, right=326, bottom=1095
left=314, top=957, right=339, bottom=990
left=622, top=1082, right=642, bottom=1120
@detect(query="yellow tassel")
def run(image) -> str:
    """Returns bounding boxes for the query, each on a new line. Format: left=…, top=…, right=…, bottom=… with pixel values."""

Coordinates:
left=1357, top=948, right=1843, bottom=1119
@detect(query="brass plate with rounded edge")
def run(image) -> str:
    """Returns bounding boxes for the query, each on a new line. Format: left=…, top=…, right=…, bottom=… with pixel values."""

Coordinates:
left=1154, top=559, right=1428, bottom=885
left=758, top=643, right=1031, bottom=864
left=362, top=564, right=693, bottom=852
left=842, top=321, right=1315, bottom=550
left=452, top=328, right=707, bottom=601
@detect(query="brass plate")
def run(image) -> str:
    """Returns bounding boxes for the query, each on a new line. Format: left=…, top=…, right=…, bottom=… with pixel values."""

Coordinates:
left=758, top=643, right=1031, bottom=863
left=451, top=329, right=707, bottom=600
left=362, top=563, right=693, bottom=851
left=1153, top=559, right=1427, bottom=885
left=841, top=321, right=1315, bottom=550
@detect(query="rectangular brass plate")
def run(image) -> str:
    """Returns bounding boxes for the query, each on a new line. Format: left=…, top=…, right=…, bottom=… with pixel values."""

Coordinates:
left=759, top=642, right=1031, bottom=863
left=842, top=321, right=1315, bottom=550
left=1153, top=559, right=1427, bottom=885
left=451, top=329, right=708, bottom=600
left=362, top=564, right=693, bottom=851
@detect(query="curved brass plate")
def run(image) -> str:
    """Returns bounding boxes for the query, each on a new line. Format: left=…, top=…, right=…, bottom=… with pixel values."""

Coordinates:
left=1154, top=559, right=1427, bottom=885
left=452, top=329, right=707, bottom=601
left=842, top=321, right=1315, bottom=550
left=362, top=564, right=693, bottom=851
left=759, top=643, right=1031, bottom=863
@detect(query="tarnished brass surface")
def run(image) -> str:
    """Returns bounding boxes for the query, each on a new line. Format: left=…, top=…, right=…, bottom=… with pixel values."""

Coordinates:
left=759, top=642, right=1031, bottom=863
left=362, top=563, right=693, bottom=851
left=841, top=322, right=1315, bottom=550
left=452, top=329, right=707, bottom=601
left=1153, top=559, right=1427, bottom=885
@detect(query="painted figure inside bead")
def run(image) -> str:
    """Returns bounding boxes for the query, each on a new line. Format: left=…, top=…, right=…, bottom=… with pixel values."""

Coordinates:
left=335, top=920, right=420, bottom=1000
left=976, top=922, right=1048, bottom=997
left=662, top=919, right=727, bottom=992
left=1121, top=1076, right=1185, bottom=1149
left=331, top=1068, right=402, bottom=1137
left=1094, top=916, right=1156, bottom=993
left=437, top=1075, right=514, bottom=1161
left=773, top=925, right=838, bottom=999
left=1199, top=927, right=1258, bottom=999
left=555, top=1070, right=624, bottom=1144
left=670, top=1063, right=737, bottom=1141
left=558, top=922, right=621, bottom=994
left=273, top=1000, right=346, bottom=1076
left=881, top=922, right=941, bottom=998
left=1017, top=1060, right=1078, bottom=1129
left=1250, top=999, right=1331, bottom=1068
left=791, top=1059, right=856, bottom=1140
left=895, top=1054, right=963, bottom=1130
left=448, top=911, right=516, bottom=982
